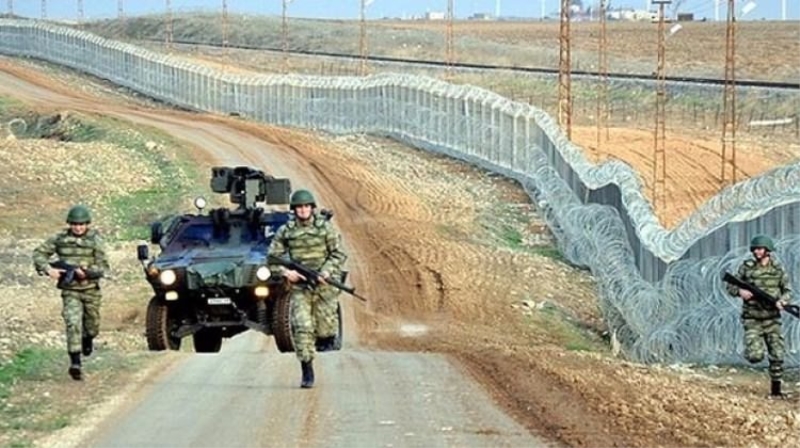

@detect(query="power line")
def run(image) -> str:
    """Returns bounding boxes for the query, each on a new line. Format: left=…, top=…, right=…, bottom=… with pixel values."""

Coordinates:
left=557, top=0, right=572, bottom=139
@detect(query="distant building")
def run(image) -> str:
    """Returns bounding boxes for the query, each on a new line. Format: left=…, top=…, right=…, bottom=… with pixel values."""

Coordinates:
left=468, top=13, right=493, bottom=20
left=425, top=11, right=446, bottom=20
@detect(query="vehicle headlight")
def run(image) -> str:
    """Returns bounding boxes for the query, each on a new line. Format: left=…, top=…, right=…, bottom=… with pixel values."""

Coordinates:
left=194, top=196, right=207, bottom=211
left=256, top=266, right=271, bottom=281
left=159, top=269, right=177, bottom=286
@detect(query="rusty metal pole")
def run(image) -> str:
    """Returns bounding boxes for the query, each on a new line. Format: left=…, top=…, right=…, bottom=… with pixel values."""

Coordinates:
left=596, top=0, right=609, bottom=150
left=165, top=0, right=173, bottom=50
left=446, top=0, right=454, bottom=80
left=652, top=0, right=671, bottom=213
left=359, top=0, right=368, bottom=76
left=282, top=0, right=289, bottom=73
left=222, top=0, right=229, bottom=52
left=721, top=0, right=737, bottom=186
left=557, top=0, right=572, bottom=139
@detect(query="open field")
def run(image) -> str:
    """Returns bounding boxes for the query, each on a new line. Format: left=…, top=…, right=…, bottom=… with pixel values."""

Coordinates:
left=77, top=14, right=800, bottom=228
left=2, top=59, right=800, bottom=447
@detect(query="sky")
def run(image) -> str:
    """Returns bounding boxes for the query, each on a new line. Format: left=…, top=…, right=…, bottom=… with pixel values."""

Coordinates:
left=7, top=0, right=799, bottom=22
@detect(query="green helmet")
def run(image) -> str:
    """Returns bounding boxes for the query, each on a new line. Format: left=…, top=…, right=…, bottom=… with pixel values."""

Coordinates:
left=749, top=235, right=775, bottom=252
left=290, top=189, right=316, bottom=208
left=66, top=205, right=92, bottom=224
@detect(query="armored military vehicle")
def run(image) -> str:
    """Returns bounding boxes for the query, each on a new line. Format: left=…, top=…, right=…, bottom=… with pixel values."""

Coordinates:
left=136, top=166, right=344, bottom=353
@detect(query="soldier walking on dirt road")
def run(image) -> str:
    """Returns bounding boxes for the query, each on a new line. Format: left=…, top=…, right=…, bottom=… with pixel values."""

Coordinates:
left=726, top=235, right=793, bottom=398
left=32, top=205, right=109, bottom=381
left=267, top=189, right=347, bottom=389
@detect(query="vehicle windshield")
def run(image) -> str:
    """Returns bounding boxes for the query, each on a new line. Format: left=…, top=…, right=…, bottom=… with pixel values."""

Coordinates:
left=176, top=223, right=263, bottom=245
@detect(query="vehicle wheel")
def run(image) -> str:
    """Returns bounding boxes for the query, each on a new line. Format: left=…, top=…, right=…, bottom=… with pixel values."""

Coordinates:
left=332, top=302, right=343, bottom=351
left=192, top=329, right=222, bottom=353
left=255, top=300, right=269, bottom=329
left=272, top=291, right=294, bottom=353
left=146, top=296, right=181, bottom=351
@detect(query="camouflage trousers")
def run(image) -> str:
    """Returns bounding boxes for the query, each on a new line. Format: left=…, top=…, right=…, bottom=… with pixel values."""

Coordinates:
left=61, top=288, right=102, bottom=354
left=290, top=285, right=340, bottom=363
left=742, top=317, right=785, bottom=381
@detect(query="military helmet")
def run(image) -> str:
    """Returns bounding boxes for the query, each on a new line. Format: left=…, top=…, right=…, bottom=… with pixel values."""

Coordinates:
left=749, top=235, right=775, bottom=252
left=66, top=205, right=92, bottom=224
left=290, top=189, right=316, bottom=208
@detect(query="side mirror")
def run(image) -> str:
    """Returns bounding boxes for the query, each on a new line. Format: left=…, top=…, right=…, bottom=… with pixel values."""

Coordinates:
left=137, top=244, right=149, bottom=261
left=149, top=222, right=163, bottom=244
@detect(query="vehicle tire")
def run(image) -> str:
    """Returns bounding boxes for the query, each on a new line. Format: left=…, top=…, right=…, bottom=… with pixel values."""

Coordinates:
left=332, top=302, right=343, bottom=351
left=192, top=329, right=223, bottom=353
left=146, top=296, right=181, bottom=351
left=255, top=300, right=269, bottom=329
left=272, top=291, right=294, bottom=353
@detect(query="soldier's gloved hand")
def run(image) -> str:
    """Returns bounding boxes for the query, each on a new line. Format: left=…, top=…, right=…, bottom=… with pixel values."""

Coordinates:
left=283, top=269, right=307, bottom=283
left=47, top=268, right=64, bottom=280
left=739, top=289, right=754, bottom=301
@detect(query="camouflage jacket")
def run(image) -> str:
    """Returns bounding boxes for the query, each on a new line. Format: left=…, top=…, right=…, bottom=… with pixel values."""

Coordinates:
left=267, top=213, right=347, bottom=278
left=727, top=258, right=792, bottom=319
left=32, top=228, right=110, bottom=291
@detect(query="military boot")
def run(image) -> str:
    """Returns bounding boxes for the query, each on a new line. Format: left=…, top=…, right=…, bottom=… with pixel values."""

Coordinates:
left=769, top=380, right=783, bottom=399
left=315, top=336, right=336, bottom=352
left=82, top=336, right=94, bottom=357
left=300, top=360, right=315, bottom=389
left=68, top=352, right=82, bottom=381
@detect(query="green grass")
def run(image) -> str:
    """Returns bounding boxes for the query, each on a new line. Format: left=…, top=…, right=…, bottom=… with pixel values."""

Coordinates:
left=0, top=348, right=63, bottom=400
left=0, top=347, right=143, bottom=447
left=526, top=302, right=606, bottom=353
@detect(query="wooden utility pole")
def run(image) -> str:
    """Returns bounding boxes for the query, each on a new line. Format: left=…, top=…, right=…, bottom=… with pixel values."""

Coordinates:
left=720, top=0, right=737, bottom=186
left=557, top=0, right=572, bottom=139
left=446, top=0, right=455, bottom=79
left=596, top=0, right=609, bottom=150
left=652, top=0, right=671, bottom=213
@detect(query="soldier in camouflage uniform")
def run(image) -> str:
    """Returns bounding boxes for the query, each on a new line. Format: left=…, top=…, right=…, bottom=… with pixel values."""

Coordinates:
left=727, top=235, right=793, bottom=398
left=267, top=189, right=347, bottom=389
left=32, top=205, right=109, bottom=381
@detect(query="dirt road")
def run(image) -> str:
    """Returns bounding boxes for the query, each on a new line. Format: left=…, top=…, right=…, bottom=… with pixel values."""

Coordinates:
left=0, top=63, right=553, bottom=447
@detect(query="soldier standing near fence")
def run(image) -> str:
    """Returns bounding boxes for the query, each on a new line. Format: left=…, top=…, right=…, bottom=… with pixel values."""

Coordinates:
left=32, top=205, right=109, bottom=381
left=727, top=235, right=793, bottom=398
left=267, top=189, right=347, bottom=389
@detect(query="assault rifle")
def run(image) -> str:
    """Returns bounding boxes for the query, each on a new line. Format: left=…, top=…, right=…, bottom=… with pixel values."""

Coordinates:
left=722, top=272, right=800, bottom=319
left=49, top=261, right=102, bottom=289
left=268, top=255, right=368, bottom=303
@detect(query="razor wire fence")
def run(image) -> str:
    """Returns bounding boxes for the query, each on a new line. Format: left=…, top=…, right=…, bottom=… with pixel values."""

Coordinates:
left=1, top=19, right=798, bottom=367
